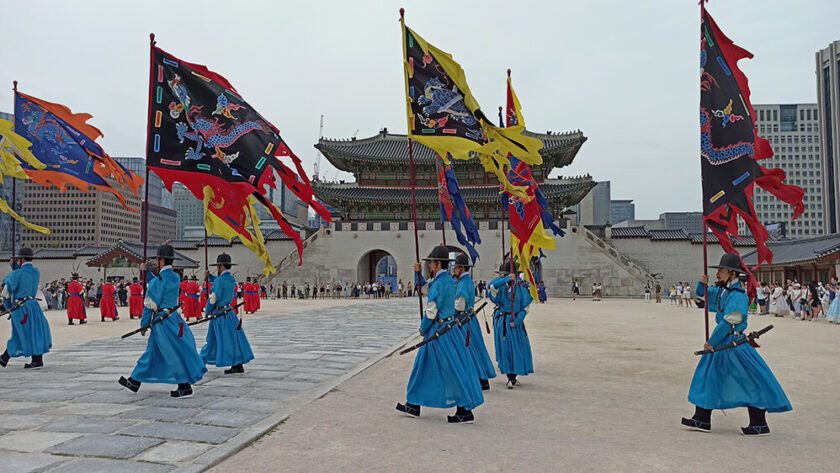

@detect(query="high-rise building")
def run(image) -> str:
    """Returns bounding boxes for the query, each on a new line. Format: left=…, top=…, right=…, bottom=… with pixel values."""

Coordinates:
left=610, top=200, right=635, bottom=225
left=114, top=157, right=173, bottom=210
left=660, top=212, right=703, bottom=234
left=749, top=104, right=822, bottom=239
left=574, top=181, right=610, bottom=226
left=20, top=179, right=143, bottom=248
left=0, top=110, right=22, bottom=251
left=141, top=202, right=177, bottom=245
left=817, top=41, right=840, bottom=234
left=173, top=183, right=203, bottom=239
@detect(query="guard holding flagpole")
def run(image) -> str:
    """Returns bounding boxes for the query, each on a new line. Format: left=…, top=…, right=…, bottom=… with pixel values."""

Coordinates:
left=200, top=253, right=254, bottom=374
left=396, top=245, right=483, bottom=423
left=488, top=260, right=534, bottom=388
left=453, top=253, right=496, bottom=391
left=1, top=247, right=52, bottom=369
left=682, top=253, right=791, bottom=435
left=119, top=244, right=206, bottom=397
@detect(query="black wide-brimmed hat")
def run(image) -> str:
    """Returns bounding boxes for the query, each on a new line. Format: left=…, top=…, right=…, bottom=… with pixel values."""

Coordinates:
left=17, top=247, right=35, bottom=259
left=215, top=253, right=236, bottom=266
left=496, top=260, right=518, bottom=274
left=453, top=253, right=472, bottom=268
left=422, top=245, right=451, bottom=261
left=156, top=244, right=175, bottom=259
left=72, top=273, right=80, bottom=280
left=709, top=253, right=742, bottom=273
left=132, top=277, right=139, bottom=283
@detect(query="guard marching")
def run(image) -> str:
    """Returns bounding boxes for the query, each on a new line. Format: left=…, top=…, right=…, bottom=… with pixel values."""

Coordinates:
left=118, top=244, right=207, bottom=397
left=488, top=261, right=534, bottom=388
left=100, top=280, right=118, bottom=322
left=66, top=273, right=87, bottom=325
left=128, top=277, right=144, bottom=320
left=682, top=253, right=791, bottom=435
left=452, top=253, right=496, bottom=391
left=200, top=253, right=254, bottom=374
left=1, top=248, right=52, bottom=369
left=396, top=245, right=483, bottom=423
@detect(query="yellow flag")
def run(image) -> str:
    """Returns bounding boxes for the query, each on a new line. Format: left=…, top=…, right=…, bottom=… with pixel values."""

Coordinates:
left=0, top=119, right=50, bottom=235
left=203, top=186, right=275, bottom=276
left=400, top=19, right=543, bottom=199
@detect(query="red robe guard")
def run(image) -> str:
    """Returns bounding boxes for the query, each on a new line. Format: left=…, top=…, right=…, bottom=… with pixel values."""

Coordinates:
left=100, top=283, right=118, bottom=321
left=232, top=284, right=239, bottom=314
left=66, top=279, right=87, bottom=322
left=180, top=279, right=198, bottom=320
left=199, top=282, right=208, bottom=314
left=129, top=282, right=144, bottom=319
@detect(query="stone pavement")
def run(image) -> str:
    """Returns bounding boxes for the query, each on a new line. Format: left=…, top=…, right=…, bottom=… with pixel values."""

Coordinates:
left=0, top=299, right=418, bottom=472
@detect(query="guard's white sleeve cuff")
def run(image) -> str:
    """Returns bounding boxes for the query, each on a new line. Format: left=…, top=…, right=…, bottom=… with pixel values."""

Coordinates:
left=488, top=286, right=499, bottom=298
left=1, top=285, right=9, bottom=299
left=454, top=296, right=466, bottom=311
left=724, top=311, right=743, bottom=325
left=424, top=300, right=438, bottom=319
left=209, top=293, right=217, bottom=304
left=144, top=296, right=158, bottom=311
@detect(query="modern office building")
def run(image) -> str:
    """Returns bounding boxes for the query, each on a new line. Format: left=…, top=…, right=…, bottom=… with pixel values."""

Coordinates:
left=20, top=179, right=144, bottom=248
left=610, top=200, right=635, bottom=226
left=114, top=157, right=173, bottom=210
left=173, top=183, right=204, bottom=239
left=817, top=41, right=840, bottom=235
left=573, top=181, right=610, bottom=226
left=660, top=212, right=703, bottom=234
left=748, top=104, right=822, bottom=239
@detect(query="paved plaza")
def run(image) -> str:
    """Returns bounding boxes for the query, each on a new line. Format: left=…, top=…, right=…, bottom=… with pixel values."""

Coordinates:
left=0, top=299, right=417, bottom=472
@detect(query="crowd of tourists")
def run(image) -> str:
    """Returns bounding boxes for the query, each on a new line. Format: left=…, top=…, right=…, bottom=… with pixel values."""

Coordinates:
left=267, top=279, right=492, bottom=300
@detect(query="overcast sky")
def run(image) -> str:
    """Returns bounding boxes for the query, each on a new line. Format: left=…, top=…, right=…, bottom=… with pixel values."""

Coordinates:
left=2, top=0, right=837, bottom=218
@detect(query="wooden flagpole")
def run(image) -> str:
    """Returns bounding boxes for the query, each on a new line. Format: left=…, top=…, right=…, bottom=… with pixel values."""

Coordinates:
left=141, top=33, right=156, bottom=288
left=400, top=8, right=424, bottom=320
left=10, top=81, right=17, bottom=261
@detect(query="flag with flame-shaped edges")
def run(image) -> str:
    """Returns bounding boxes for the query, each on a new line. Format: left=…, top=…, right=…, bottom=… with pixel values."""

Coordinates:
left=436, top=153, right=481, bottom=261
left=0, top=119, right=50, bottom=235
left=501, top=73, right=559, bottom=297
left=699, top=3, right=804, bottom=280
left=13, top=91, right=143, bottom=211
left=400, top=13, right=544, bottom=199
left=146, top=43, right=330, bottom=274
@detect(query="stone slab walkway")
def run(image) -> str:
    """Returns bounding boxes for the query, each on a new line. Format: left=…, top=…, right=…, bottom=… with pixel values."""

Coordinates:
left=0, top=299, right=417, bottom=472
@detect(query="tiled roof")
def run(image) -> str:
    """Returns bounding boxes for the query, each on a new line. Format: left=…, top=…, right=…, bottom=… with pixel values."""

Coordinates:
left=688, top=233, right=756, bottom=247
left=312, top=179, right=595, bottom=205
left=86, top=241, right=199, bottom=269
left=649, top=229, right=690, bottom=241
left=611, top=226, right=648, bottom=238
left=316, top=131, right=587, bottom=171
left=32, top=248, right=78, bottom=259
left=742, top=233, right=840, bottom=266
left=264, top=230, right=294, bottom=241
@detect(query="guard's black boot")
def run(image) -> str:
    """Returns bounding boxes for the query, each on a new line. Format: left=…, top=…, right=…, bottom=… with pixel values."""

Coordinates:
left=681, top=406, right=711, bottom=432
left=505, top=373, right=520, bottom=389
left=224, top=364, right=245, bottom=374
left=114, top=316, right=119, bottom=321
left=480, top=378, right=490, bottom=391
left=395, top=402, right=420, bottom=417
left=68, top=320, right=74, bottom=326
left=101, top=316, right=105, bottom=322
left=24, top=355, right=44, bottom=369
left=80, top=320, right=87, bottom=325
left=741, top=406, right=770, bottom=435
left=170, top=383, right=193, bottom=398
left=447, top=406, right=475, bottom=424
left=118, top=376, right=141, bottom=393
left=0, top=350, right=10, bottom=368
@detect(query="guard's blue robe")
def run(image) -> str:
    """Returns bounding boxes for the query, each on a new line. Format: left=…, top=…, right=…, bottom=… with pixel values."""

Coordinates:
left=200, top=270, right=254, bottom=367
left=689, top=281, right=791, bottom=412
left=130, top=267, right=206, bottom=384
left=489, top=275, right=534, bottom=376
left=3, top=263, right=51, bottom=357
left=406, top=270, right=484, bottom=410
left=455, top=273, right=496, bottom=380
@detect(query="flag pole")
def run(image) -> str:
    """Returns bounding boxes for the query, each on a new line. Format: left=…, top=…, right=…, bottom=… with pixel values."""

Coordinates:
left=142, top=33, right=156, bottom=288
left=10, top=81, right=17, bottom=260
left=702, top=224, right=710, bottom=340
left=204, top=228, right=209, bottom=308
left=400, top=8, right=424, bottom=320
